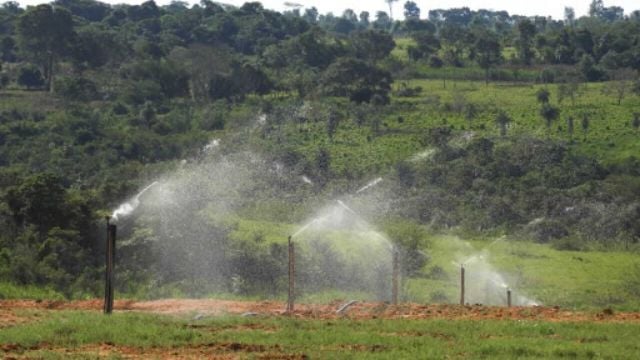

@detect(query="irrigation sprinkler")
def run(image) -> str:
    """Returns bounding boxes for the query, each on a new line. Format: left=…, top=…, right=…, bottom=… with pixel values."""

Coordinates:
left=460, top=264, right=465, bottom=306
left=507, top=288, right=512, bottom=308
left=104, top=217, right=117, bottom=314
left=287, top=236, right=295, bottom=313
left=392, top=247, right=399, bottom=305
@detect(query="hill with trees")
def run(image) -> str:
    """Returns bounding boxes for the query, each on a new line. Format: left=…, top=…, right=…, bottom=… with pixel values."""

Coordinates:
left=0, top=0, right=639, bottom=299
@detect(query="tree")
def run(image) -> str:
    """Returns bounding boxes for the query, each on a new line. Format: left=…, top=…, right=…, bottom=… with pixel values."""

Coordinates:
left=16, top=4, right=75, bottom=93
left=564, top=7, right=575, bottom=28
left=579, top=54, right=604, bottom=81
left=407, top=32, right=440, bottom=61
left=315, top=147, right=331, bottom=180
left=17, top=64, right=44, bottom=89
left=139, top=101, right=156, bottom=129
left=385, top=0, right=399, bottom=22
left=326, top=110, right=340, bottom=141
left=516, top=19, right=536, bottom=65
left=495, top=110, right=511, bottom=137
left=359, top=11, right=370, bottom=28
left=350, top=30, right=395, bottom=63
left=373, top=11, right=391, bottom=30
left=474, top=31, right=502, bottom=84
left=168, top=44, right=232, bottom=102
left=303, top=7, right=318, bottom=23
left=589, top=0, right=604, bottom=16
left=581, top=112, right=590, bottom=138
left=464, top=103, right=478, bottom=128
left=403, top=1, right=420, bottom=20
left=566, top=116, right=575, bottom=139
left=536, top=88, right=550, bottom=104
left=318, top=58, right=392, bottom=104
left=602, top=79, right=629, bottom=105
left=540, top=102, right=560, bottom=132
left=6, top=173, right=68, bottom=232
left=440, top=23, right=470, bottom=67
left=557, top=79, right=582, bottom=106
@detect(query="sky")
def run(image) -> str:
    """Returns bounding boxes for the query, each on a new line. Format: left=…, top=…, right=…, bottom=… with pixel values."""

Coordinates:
left=15, top=0, right=640, bottom=20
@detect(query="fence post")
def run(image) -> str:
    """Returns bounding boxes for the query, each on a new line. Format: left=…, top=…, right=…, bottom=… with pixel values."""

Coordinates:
left=392, top=248, right=399, bottom=305
left=104, top=218, right=116, bottom=314
left=460, top=265, right=465, bottom=306
left=287, top=236, right=295, bottom=313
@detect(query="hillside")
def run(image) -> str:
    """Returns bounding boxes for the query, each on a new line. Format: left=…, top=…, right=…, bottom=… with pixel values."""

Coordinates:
left=0, top=0, right=639, bottom=308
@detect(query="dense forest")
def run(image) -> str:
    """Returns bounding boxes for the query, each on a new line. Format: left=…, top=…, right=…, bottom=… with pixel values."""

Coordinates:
left=0, top=0, right=639, bottom=297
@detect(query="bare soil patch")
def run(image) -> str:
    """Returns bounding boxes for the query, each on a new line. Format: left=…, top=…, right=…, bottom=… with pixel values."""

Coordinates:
left=2, top=299, right=640, bottom=322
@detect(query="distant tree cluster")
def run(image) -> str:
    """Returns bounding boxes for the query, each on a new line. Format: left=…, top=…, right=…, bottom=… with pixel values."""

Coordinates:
left=0, top=0, right=398, bottom=104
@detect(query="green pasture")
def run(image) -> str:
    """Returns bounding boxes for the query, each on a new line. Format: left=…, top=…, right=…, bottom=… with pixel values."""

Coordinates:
left=1, top=311, right=639, bottom=359
left=405, top=236, right=640, bottom=310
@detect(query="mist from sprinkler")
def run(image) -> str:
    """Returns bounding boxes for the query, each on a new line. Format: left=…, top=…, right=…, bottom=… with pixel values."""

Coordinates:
left=452, top=237, right=538, bottom=306
left=287, top=178, right=395, bottom=300
left=111, top=181, right=160, bottom=222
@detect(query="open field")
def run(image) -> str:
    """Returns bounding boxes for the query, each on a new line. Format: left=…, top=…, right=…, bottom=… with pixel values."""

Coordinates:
left=2, top=299, right=640, bottom=359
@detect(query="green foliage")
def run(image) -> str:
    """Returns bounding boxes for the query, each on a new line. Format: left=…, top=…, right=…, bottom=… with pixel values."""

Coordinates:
left=539, top=102, right=560, bottom=130
left=0, top=282, right=64, bottom=300
left=16, top=4, right=74, bottom=91
left=349, top=29, right=395, bottom=62
left=16, top=64, right=44, bottom=89
left=54, top=76, right=99, bottom=102
left=319, top=58, right=392, bottom=103
left=1, top=0, right=640, bottom=301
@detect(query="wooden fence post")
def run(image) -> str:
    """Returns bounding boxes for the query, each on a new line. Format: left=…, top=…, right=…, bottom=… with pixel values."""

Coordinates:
left=104, top=219, right=116, bottom=314
left=287, top=236, right=295, bottom=313
left=460, top=265, right=465, bottom=306
left=392, top=248, right=399, bottom=305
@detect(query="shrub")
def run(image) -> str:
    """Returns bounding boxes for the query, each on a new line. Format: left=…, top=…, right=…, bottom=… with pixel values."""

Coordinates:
left=17, top=64, right=44, bottom=89
left=429, top=55, right=444, bottom=68
left=0, top=73, right=9, bottom=88
left=112, top=102, right=129, bottom=115
left=55, top=76, right=99, bottom=101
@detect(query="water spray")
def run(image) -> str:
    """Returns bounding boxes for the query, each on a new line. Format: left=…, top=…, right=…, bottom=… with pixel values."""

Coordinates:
left=111, top=181, right=159, bottom=222
left=301, top=175, right=313, bottom=185
left=104, top=181, right=160, bottom=314
left=355, top=177, right=383, bottom=194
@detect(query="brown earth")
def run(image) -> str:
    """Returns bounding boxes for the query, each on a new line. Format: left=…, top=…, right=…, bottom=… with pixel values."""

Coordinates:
left=2, top=298, right=640, bottom=322
left=2, top=299, right=640, bottom=359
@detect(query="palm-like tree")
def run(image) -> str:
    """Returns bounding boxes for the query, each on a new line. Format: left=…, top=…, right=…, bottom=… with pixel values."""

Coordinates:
left=385, top=0, right=399, bottom=21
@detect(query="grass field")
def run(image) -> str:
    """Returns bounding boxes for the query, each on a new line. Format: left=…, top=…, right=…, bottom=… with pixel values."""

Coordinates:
left=405, top=236, right=640, bottom=310
left=253, top=78, right=640, bottom=181
left=1, top=309, right=640, bottom=359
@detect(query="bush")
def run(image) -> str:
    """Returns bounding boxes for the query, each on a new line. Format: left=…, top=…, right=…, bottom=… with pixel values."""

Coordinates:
left=112, top=102, right=129, bottom=115
left=429, top=290, right=450, bottom=303
left=17, top=64, right=44, bottom=89
left=551, top=237, right=585, bottom=251
left=429, top=55, right=444, bottom=68
left=539, top=68, right=556, bottom=83
left=624, top=264, right=640, bottom=297
left=525, top=218, right=570, bottom=243
left=55, top=76, right=99, bottom=101
left=0, top=73, right=9, bottom=88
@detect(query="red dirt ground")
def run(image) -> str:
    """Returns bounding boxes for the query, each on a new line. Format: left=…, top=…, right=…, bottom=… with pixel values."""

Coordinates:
left=2, top=298, right=640, bottom=322
left=2, top=300, right=640, bottom=359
